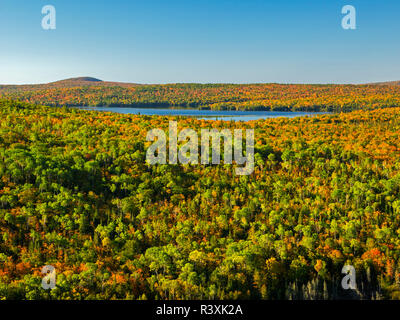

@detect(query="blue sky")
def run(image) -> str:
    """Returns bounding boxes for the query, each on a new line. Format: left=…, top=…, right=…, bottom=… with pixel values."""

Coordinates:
left=1, top=0, right=399, bottom=84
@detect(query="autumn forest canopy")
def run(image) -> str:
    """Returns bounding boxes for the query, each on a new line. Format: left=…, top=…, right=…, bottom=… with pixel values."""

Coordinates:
left=1, top=97, right=400, bottom=299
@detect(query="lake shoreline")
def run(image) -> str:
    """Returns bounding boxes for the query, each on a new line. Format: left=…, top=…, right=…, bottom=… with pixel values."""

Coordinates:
left=72, top=106, right=332, bottom=121
left=66, top=104, right=333, bottom=112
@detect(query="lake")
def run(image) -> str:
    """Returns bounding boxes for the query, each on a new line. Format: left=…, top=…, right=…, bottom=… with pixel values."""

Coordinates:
left=76, top=107, right=330, bottom=121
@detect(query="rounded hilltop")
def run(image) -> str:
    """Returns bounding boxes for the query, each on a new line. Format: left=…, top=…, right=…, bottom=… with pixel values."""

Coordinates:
left=51, top=77, right=103, bottom=83
left=46, top=77, right=141, bottom=88
left=42, top=77, right=107, bottom=89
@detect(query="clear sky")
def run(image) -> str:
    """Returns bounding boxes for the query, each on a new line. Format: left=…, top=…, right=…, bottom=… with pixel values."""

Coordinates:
left=1, top=0, right=399, bottom=84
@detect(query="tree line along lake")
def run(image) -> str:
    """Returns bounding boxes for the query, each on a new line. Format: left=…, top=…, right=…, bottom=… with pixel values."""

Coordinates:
left=75, top=106, right=330, bottom=121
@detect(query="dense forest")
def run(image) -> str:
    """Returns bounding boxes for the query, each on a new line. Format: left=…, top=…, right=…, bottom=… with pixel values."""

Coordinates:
left=1, top=99, right=400, bottom=299
left=1, top=81, right=400, bottom=111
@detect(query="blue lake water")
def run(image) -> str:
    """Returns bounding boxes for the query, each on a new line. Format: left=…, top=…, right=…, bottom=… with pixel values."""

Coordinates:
left=76, top=107, right=330, bottom=121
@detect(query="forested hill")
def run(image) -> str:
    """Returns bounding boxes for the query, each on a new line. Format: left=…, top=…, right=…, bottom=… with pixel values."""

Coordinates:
left=0, top=77, right=141, bottom=91
left=1, top=79, right=400, bottom=111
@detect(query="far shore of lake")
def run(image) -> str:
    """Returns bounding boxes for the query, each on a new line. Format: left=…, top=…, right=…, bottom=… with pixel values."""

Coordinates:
left=72, top=106, right=331, bottom=121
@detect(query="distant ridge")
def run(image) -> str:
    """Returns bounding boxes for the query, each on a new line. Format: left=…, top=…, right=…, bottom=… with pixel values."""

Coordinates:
left=368, top=80, right=400, bottom=86
left=1, top=78, right=400, bottom=111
